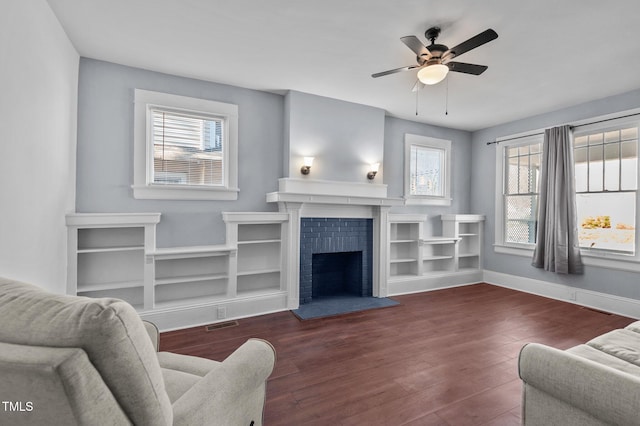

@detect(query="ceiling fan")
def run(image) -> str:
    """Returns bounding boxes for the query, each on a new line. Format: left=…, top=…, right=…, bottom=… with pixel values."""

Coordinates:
left=372, top=26, right=498, bottom=90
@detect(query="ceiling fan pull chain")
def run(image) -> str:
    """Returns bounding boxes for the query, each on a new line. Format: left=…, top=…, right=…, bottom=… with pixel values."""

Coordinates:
left=416, top=87, right=419, bottom=116
left=445, top=76, right=449, bottom=116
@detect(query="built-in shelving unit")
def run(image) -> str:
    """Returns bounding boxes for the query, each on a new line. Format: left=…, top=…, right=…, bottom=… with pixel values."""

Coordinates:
left=224, top=213, right=288, bottom=298
left=151, top=245, right=233, bottom=309
left=387, top=213, right=484, bottom=296
left=67, top=211, right=290, bottom=331
left=388, top=215, right=423, bottom=280
left=66, top=213, right=160, bottom=311
left=442, top=214, right=485, bottom=273
left=421, top=237, right=458, bottom=274
left=67, top=208, right=482, bottom=330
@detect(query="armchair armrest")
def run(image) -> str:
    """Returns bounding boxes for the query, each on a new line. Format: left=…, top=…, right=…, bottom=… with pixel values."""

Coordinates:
left=142, top=320, right=159, bottom=352
left=172, top=338, right=276, bottom=426
left=519, top=343, right=640, bottom=426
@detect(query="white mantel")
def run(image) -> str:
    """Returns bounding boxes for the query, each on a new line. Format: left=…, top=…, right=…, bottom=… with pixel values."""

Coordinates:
left=266, top=178, right=404, bottom=212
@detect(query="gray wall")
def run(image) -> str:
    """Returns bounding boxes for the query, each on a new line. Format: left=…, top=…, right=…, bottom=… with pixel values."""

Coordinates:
left=0, top=0, right=78, bottom=293
left=77, top=60, right=476, bottom=248
left=471, top=89, right=640, bottom=300
left=285, top=90, right=386, bottom=182
left=77, top=59, right=284, bottom=247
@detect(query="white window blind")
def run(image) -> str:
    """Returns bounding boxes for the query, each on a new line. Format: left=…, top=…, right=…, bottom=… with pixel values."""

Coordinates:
left=151, top=108, right=224, bottom=186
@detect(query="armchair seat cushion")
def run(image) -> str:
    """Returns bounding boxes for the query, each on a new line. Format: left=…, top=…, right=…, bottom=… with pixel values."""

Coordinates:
left=158, top=352, right=223, bottom=402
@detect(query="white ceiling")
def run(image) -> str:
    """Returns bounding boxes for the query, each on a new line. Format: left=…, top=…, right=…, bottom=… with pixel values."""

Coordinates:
left=47, top=0, right=640, bottom=131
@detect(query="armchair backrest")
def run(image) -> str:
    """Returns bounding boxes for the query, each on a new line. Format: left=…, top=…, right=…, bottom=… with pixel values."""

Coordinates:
left=0, top=278, right=172, bottom=426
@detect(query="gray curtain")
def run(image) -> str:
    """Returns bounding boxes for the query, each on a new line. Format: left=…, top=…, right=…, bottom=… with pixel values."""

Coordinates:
left=532, top=125, right=583, bottom=274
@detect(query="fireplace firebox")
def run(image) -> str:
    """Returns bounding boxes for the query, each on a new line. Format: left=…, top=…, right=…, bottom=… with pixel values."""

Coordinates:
left=299, top=218, right=373, bottom=304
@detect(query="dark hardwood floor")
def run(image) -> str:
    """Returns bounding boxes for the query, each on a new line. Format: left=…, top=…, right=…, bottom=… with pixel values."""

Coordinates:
left=160, top=283, right=633, bottom=425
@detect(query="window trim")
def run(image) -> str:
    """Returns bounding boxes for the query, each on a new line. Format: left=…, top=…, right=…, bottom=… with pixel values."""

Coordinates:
left=133, top=89, right=239, bottom=200
left=403, top=134, right=452, bottom=206
left=494, top=133, right=542, bottom=251
left=494, top=113, right=640, bottom=272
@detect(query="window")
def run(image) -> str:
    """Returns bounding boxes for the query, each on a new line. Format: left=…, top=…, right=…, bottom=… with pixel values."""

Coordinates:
left=404, top=134, right=451, bottom=206
left=495, top=114, right=640, bottom=270
left=573, top=121, right=638, bottom=255
left=503, top=137, right=542, bottom=245
left=133, top=90, right=238, bottom=200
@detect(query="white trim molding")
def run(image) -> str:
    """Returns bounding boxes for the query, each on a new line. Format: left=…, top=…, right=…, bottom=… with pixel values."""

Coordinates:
left=484, top=269, right=640, bottom=319
left=132, top=89, right=239, bottom=200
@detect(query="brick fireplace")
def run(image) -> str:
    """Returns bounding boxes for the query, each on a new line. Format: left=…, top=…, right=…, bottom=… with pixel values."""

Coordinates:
left=299, top=218, right=373, bottom=304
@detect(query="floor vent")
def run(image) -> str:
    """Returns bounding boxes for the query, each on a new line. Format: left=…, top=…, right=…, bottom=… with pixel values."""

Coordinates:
left=581, top=307, right=613, bottom=316
left=205, top=321, right=239, bottom=331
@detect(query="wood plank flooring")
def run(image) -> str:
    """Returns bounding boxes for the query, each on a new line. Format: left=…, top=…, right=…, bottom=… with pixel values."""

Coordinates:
left=160, top=284, right=634, bottom=425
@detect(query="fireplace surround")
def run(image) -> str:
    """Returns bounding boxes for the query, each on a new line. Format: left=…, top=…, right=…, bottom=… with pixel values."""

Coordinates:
left=299, top=218, right=373, bottom=304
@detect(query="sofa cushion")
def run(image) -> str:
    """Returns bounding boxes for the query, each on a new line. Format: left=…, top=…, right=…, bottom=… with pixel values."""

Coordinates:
left=568, top=344, right=640, bottom=378
left=624, top=321, right=640, bottom=334
left=586, top=329, right=640, bottom=368
left=161, top=368, right=201, bottom=403
left=0, top=278, right=172, bottom=426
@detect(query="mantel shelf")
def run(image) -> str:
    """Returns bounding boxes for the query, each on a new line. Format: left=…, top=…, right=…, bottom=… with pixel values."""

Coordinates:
left=266, top=191, right=404, bottom=207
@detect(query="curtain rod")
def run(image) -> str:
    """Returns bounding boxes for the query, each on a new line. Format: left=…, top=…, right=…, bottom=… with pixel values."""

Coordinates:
left=486, top=111, right=640, bottom=145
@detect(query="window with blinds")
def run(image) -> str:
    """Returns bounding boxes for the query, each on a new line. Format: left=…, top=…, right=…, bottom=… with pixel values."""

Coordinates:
left=151, top=108, right=224, bottom=186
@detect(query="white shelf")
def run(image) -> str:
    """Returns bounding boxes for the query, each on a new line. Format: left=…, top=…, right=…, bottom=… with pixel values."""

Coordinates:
left=150, top=245, right=233, bottom=260
left=77, top=280, right=143, bottom=292
left=155, top=273, right=228, bottom=286
left=78, top=246, right=144, bottom=254
left=390, top=258, right=418, bottom=264
left=459, top=253, right=479, bottom=258
left=421, top=237, right=460, bottom=244
left=237, top=239, right=281, bottom=245
left=423, top=255, right=454, bottom=261
left=391, top=239, right=418, bottom=244
left=237, top=268, right=280, bottom=277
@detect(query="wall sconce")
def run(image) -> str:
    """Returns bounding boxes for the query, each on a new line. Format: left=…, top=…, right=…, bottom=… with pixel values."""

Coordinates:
left=367, top=163, right=380, bottom=180
left=300, top=157, right=314, bottom=175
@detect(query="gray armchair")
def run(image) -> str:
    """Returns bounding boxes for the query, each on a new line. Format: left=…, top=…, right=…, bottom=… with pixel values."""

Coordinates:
left=0, top=278, right=276, bottom=425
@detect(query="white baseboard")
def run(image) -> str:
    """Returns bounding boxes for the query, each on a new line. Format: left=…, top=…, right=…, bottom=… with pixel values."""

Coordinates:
left=483, top=270, right=640, bottom=320
left=140, top=291, right=288, bottom=332
left=387, top=270, right=483, bottom=297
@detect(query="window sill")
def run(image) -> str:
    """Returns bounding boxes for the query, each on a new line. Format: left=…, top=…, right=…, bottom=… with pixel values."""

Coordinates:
left=404, top=197, right=452, bottom=206
left=494, top=243, right=640, bottom=272
left=132, top=184, right=239, bottom=201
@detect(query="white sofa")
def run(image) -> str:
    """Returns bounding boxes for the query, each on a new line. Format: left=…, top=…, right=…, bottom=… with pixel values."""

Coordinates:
left=519, top=321, right=640, bottom=425
left=0, top=278, right=276, bottom=425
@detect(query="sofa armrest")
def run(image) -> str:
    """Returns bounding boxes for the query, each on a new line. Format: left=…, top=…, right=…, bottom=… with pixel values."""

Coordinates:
left=519, top=343, right=640, bottom=426
left=171, top=338, right=276, bottom=426
left=142, top=320, right=159, bottom=352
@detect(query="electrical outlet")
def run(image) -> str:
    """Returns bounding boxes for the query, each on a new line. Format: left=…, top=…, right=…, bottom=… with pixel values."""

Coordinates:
left=217, top=306, right=227, bottom=319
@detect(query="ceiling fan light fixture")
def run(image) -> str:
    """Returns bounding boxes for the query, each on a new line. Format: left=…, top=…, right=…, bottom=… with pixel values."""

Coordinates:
left=417, top=64, right=449, bottom=85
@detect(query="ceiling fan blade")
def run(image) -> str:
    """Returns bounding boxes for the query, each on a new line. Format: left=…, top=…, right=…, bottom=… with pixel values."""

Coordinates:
left=447, top=62, right=488, bottom=75
left=400, top=35, right=431, bottom=58
left=443, top=29, right=498, bottom=61
left=411, top=79, right=425, bottom=92
left=371, top=65, right=419, bottom=78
